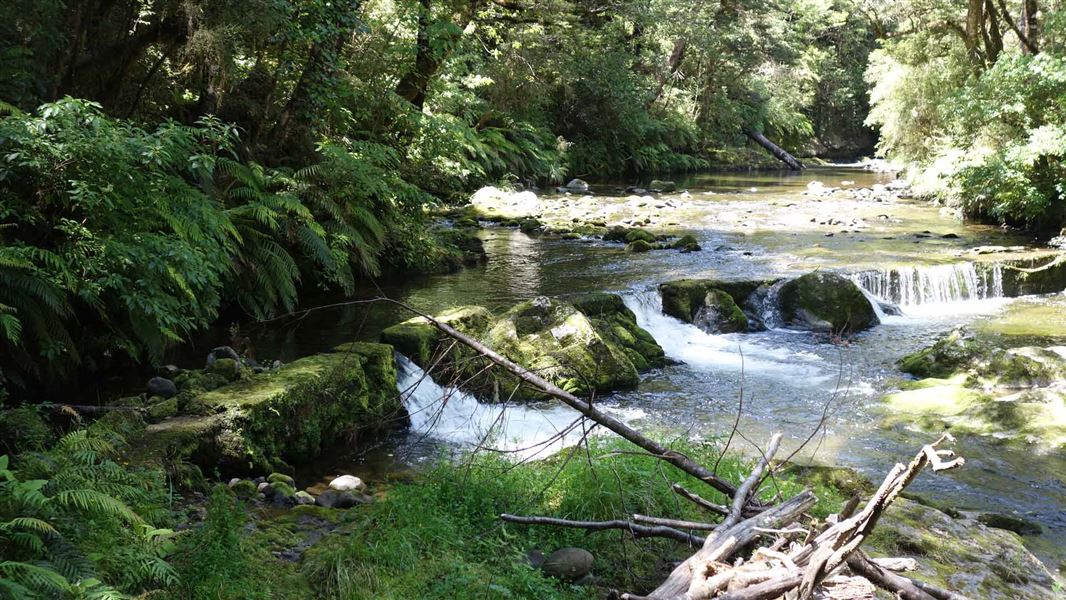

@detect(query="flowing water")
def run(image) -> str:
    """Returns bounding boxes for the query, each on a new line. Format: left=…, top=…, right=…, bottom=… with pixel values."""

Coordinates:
left=194, top=166, right=1066, bottom=569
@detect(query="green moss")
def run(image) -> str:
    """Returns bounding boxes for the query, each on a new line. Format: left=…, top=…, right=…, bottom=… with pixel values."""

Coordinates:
left=603, top=225, right=629, bottom=242
left=897, top=329, right=988, bottom=378
left=519, top=218, right=543, bottom=233
left=141, top=345, right=404, bottom=476
left=625, top=239, right=653, bottom=253
left=624, top=229, right=656, bottom=244
left=206, top=358, right=243, bottom=381
left=671, top=234, right=701, bottom=251
left=0, top=406, right=54, bottom=454
left=147, top=397, right=180, bottom=421
left=658, top=279, right=768, bottom=325
left=267, top=472, right=295, bottom=486
left=230, top=479, right=258, bottom=499
left=778, top=272, right=878, bottom=334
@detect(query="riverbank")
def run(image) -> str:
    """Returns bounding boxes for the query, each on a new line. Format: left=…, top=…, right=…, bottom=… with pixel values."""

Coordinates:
left=3, top=404, right=1058, bottom=599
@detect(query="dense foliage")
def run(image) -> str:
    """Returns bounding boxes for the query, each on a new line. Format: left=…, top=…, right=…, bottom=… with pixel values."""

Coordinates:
left=864, top=0, right=1066, bottom=232
left=0, top=0, right=879, bottom=390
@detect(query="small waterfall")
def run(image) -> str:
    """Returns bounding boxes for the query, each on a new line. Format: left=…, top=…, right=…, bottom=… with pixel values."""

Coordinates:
left=853, top=263, right=1005, bottom=308
left=396, top=354, right=584, bottom=457
left=622, top=291, right=829, bottom=380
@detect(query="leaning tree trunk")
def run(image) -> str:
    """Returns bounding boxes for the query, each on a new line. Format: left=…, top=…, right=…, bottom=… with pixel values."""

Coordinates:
left=743, top=128, right=804, bottom=171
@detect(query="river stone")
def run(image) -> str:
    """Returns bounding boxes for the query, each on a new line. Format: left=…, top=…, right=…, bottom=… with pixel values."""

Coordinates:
left=625, top=239, right=653, bottom=253
left=315, top=489, right=365, bottom=509
left=565, top=178, right=589, bottom=193
left=541, top=547, right=594, bottom=582
left=146, top=376, right=177, bottom=399
left=205, top=357, right=242, bottom=381
left=976, top=512, right=1043, bottom=536
left=777, top=272, right=879, bottom=334
left=897, top=328, right=987, bottom=378
left=206, top=346, right=241, bottom=367
left=871, top=498, right=1055, bottom=599
left=329, top=474, right=366, bottom=492
left=649, top=179, right=676, bottom=192
left=294, top=490, right=316, bottom=506
left=693, top=289, right=748, bottom=334
left=267, top=472, right=295, bottom=487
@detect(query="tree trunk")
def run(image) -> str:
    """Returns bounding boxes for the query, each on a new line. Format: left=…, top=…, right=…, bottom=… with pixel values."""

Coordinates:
left=1022, top=0, right=1039, bottom=53
left=743, top=128, right=804, bottom=170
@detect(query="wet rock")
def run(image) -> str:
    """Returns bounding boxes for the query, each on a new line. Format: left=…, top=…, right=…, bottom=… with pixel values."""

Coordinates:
left=671, top=234, right=701, bottom=252
left=871, top=498, right=1055, bottom=599
left=329, top=474, right=366, bottom=493
left=648, top=179, right=676, bottom=192
left=624, top=229, right=656, bottom=244
left=267, top=472, right=296, bottom=487
left=147, top=376, right=177, bottom=399
left=603, top=225, right=629, bottom=242
left=541, top=547, right=594, bottom=582
left=897, top=328, right=987, bottom=379
left=565, top=178, right=590, bottom=193
left=977, top=512, right=1043, bottom=536
left=206, top=346, right=241, bottom=367
left=205, top=357, right=242, bottom=381
left=518, top=218, right=543, bottom=234
left=659, top=279, right=769, bottom=332
left=314, top=489, right=366, bottom=509
left=777, top=272, right=879, bottom=334
left=625, top=239, right=653, bottom=253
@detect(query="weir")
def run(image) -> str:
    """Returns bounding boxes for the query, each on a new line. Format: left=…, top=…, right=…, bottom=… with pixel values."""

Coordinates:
left=853, top=262, right=1004, bottom=307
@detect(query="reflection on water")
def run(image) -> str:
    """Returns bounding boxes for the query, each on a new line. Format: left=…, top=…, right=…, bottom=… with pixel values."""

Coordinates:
left=177, top=166, right=1065, bottom=568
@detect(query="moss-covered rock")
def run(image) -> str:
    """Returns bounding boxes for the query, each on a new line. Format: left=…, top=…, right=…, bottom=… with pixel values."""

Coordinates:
left=671, top=234, right=701, bottom=252
left=625, top=239, right=654, bottom=253
left=897, top=328, right=988, bottom=378
left=380, top=306, right=493, bottom=366
left=570, top=293, right=665, bottom=372
left=485, top=297, right=642, bottom=398
left=649, top=179, right=676, bottom=192
left=777, top=271, right=879, bottom=334
left=868, top=498, right=1055, bottom=599
left=141, top=343, right=405, bottom=476
left=268, top=472, right=296, bottom=487
left=603, top=225, right=629, bottom=242
left=146, top=397, right=179, bottom=421
left=205, top=357, right=242, bottom=381
left=174, top=370, right=229, bottom=393
left=658, top=279, right=765, bottom=333
left=229, top=479, right=259, bottom=499
left=624, top=229, right=656, bottom=244
left=388, top=296, right=664, bottom=401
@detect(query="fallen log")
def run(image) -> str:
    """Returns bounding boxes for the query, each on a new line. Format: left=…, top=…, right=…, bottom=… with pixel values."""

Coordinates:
left=501, top=514, right=705, bottom=546
left=743, top=128, right=804, bottom=171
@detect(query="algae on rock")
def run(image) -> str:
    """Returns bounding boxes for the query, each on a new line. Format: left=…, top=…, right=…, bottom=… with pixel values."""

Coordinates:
left=142, top=342, right=405, bottom=475
left=777, top=271, right=879, bottom=334
left=381, top=295, right=665, bottom=401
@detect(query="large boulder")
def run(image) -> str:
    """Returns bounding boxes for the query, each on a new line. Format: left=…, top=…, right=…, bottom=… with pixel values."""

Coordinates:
left=870, top=498, right=1055, bottom=599
left=485, top=297, right=642, bottom=398
left=777, top=272, right=879, bottom=334
left=564, top=178, right=590, bottom=193
left=147, top=376, right=178, bottom=399
left=659, top=279, right=768, bottom=333
left=384, top=295, right=664, bottom=401
left=897, top=328, right=988, bottom=379
left=140, top=342, right=404, bottom=476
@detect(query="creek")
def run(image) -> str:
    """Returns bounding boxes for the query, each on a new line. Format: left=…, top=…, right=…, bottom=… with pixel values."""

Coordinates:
left=185, top=166, right=1066, bottom=569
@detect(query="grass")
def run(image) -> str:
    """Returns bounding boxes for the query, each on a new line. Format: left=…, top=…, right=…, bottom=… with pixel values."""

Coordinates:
left=297, top=437, right=845, bottom=599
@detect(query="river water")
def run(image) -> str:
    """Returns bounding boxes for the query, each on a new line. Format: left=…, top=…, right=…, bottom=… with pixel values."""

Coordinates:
left=204, top=166, right=1066, bottom=569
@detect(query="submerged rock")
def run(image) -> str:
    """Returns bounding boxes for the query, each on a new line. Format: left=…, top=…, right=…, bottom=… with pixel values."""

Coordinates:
left=777, top=272, right=879, bottom=334
left=625, top=239, right=653, bottom=253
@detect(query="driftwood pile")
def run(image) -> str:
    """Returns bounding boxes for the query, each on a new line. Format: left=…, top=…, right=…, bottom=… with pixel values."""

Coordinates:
left=409, top=304, right=972, bottom=600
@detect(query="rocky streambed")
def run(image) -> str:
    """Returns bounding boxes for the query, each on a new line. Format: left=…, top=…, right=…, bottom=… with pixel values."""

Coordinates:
left=142, top=165, right=1066, bottom=593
